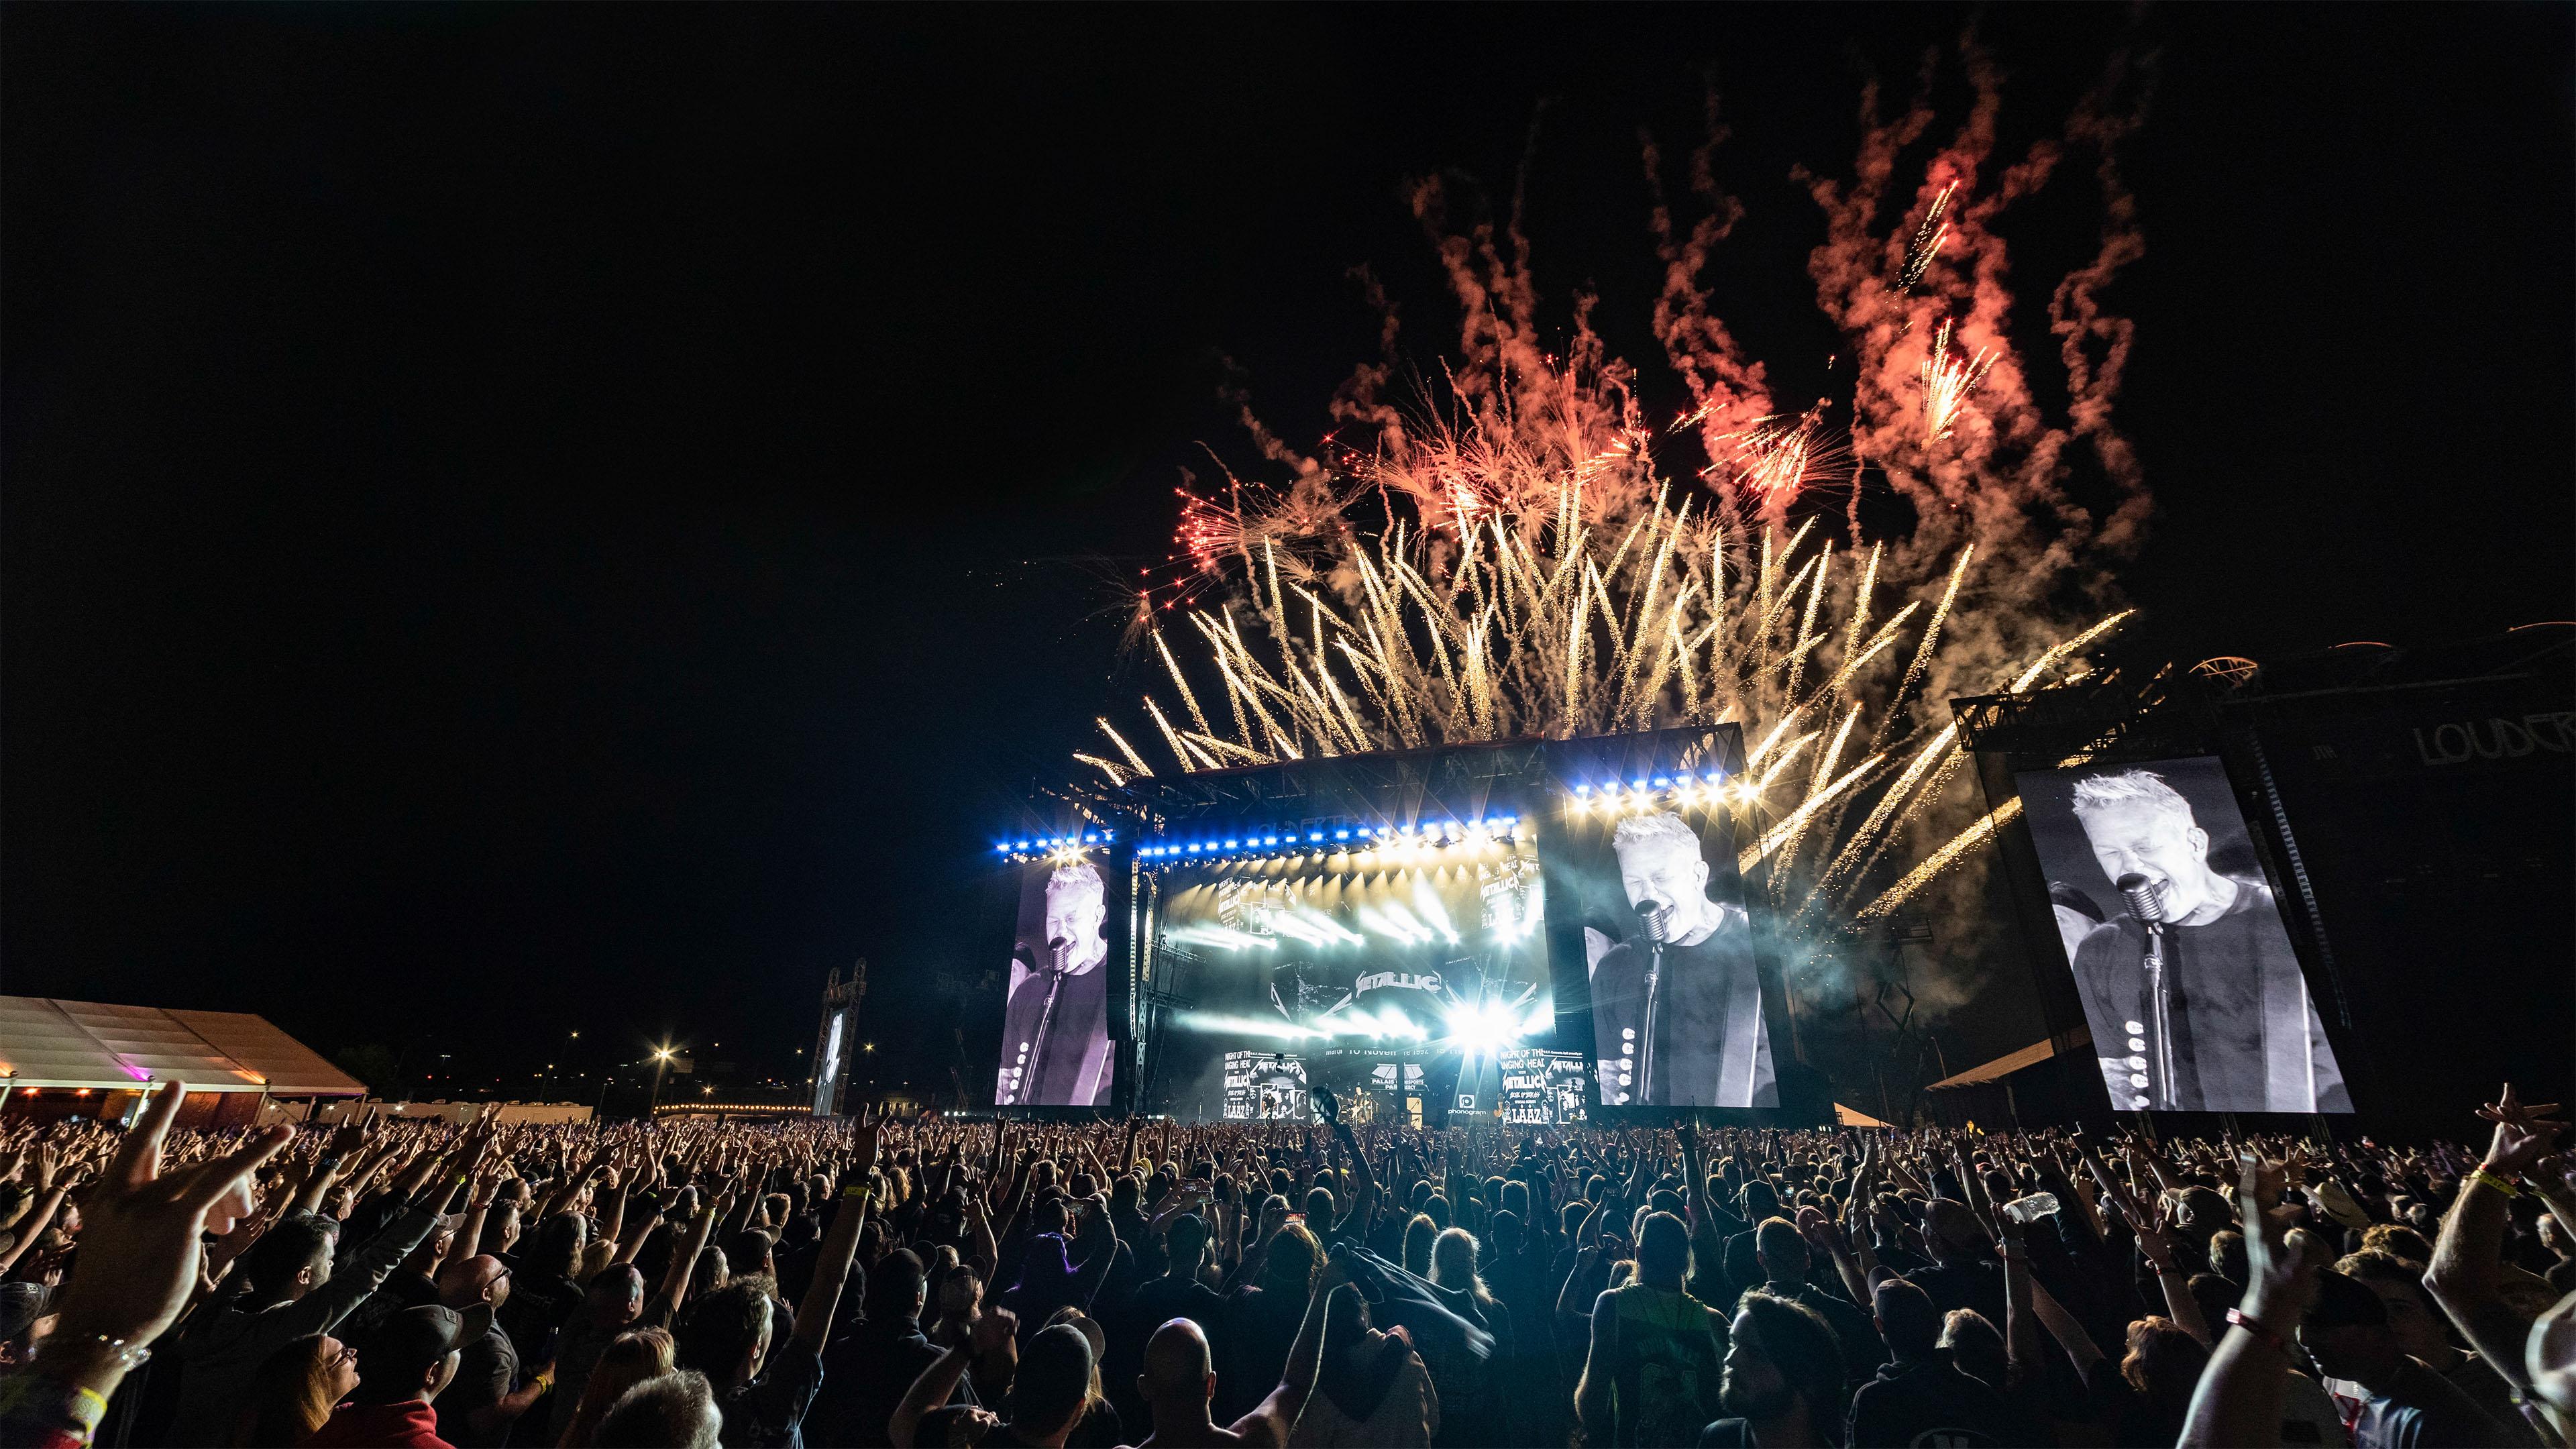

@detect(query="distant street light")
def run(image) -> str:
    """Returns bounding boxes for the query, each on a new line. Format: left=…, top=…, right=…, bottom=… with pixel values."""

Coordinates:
left=649, top=1044, right=676, bottom=1113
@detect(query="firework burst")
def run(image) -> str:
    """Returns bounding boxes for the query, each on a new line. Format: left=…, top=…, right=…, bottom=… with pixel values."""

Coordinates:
left=1892, top=180, right=1957, bottom=292
left=1919, top=318, right=1996, bottom=443
left=1709, top=401, right=1843, bottom=505
left=1088, top=362, right=2128, bottom=938
left=1079, top=45, right=2151, bottom=957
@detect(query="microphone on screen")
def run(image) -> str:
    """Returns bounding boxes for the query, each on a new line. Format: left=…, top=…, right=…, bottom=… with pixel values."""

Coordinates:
left=1634, top=898, right=1674, bottom=944
left=2114, top=873, right=2175, bottom=1110
left=1047, top=935, right=1073, bottom=972
left=1633, top=900, right=1670, bottom=1104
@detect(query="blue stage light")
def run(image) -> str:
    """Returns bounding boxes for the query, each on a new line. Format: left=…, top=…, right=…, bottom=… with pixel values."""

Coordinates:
left=1652, top=775, right=1670, bottom=788
left=1226, top=839, right=1240, bottom=849
left=1574, top=784, right=1591, bottom=796
left=1334, top=828, right=1349, bottom=840
left=1308, top=831, right=1322, bottom=842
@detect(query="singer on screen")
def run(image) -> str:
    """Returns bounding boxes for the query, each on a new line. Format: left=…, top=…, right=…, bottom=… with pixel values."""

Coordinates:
left=1588, top=810, right=1775, bottom=1107
left=997, top=860, right=1114, bottom=1107
left=2067, top=769, right=2350, bottom=1113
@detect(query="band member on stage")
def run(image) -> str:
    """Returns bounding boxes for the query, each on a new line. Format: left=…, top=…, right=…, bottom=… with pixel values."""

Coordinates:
left=1588, top=810, right=1775, bottom=1107
left=997, top=860, right=1113, bottom=1107
left=2065, top=769, right=2349, bottom=1112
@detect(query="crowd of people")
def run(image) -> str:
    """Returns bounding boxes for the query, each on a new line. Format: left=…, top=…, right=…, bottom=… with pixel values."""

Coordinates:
left=0, top=1080, right=2570, bottom=1448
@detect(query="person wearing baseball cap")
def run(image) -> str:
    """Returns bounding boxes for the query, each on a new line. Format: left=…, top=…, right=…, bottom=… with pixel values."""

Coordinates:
left=307, top=1303, right=493, bottom=1449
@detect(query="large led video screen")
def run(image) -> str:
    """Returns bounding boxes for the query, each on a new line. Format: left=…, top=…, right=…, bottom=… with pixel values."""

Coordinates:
left=2014, top=756, right=2351, bottom=1113
left=810, top=1007, right=848, bottom=1116
left=996, top=856, right=1115, bottom=1107
left=1556, top=783, right=1776, bottom=1108
left=1142, top=830, right=1548, bottom=1123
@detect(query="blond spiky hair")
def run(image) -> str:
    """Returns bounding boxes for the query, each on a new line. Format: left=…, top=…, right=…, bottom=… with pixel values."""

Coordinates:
left=1047, top=859, right=1106, bottom=904
left=1611, top=809, right=1701, bottom=856
left=2068, top=768, right=2195, bottom=826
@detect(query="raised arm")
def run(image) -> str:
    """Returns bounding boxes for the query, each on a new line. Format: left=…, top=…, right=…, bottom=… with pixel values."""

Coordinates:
left=1996, top=1208, right=2047, bottom=1388
left=1230, top=1254, right=1342, bottom=1446
left=2131, top=1210, right=2212, bottom=1346
left=2424, top=1085, right=2562, bottom=1396
left=1330, top=1120, right=1376, bottom=1242
left=1572, top=1287, right=1618, bottom=1447
left=2179, top=1157, right=2322, bottom=1449
left=651, top=1189, right=726, bottom=1324
left=2026, top=1277, right=2106, bottom=1377
left=791, top=1118, right=878, bottom=1354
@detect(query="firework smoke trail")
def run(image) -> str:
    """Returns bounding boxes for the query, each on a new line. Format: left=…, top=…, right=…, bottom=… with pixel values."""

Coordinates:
left=1075, top=42, right=2152, bottom=969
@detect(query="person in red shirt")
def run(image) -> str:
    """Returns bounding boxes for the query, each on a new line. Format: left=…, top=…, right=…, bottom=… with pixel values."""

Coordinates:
left=307, top=1303, right=491, bottom=1449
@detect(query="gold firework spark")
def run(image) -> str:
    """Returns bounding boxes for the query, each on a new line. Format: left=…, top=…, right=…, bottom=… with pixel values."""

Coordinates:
left=1921, top=318, right=1997, bottom=443
left=1089, top=364, right=2127, bottom=941
left=1892, top=180, right=1957, bottom=292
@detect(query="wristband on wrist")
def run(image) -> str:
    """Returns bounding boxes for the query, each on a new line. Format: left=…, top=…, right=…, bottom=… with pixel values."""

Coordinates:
left=2470, top=1166, right=2522, bottom=1197
left=2226, top=1307, right=2295, bottom=1360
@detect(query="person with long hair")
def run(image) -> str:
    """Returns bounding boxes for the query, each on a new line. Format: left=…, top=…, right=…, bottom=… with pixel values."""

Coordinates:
left=237, top=1334, right=360, bottom=1447
left=1219, top=1223, right=1320, bottom=1422
left=1401, top=1214, right=1437, bottom=1279
left=2108, top=1316, right=2209, bottom=1448
left=1040, top=1307, right=1126, bottom=1448
left=557, top=1329, right=675, bottom=1448
left=1288, top=1284, right=1436, bottom=1448
left=1426, top=1228, right=1513, bottom=1449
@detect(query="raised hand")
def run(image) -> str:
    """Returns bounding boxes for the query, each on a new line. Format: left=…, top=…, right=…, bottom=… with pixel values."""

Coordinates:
left=2473, top=1083, right=2564, bottom=1174
left=970, top=1304, right=1018, bottom=1356
left=2237, top=1155, right=2323, bottom=1322
left=52, top=1085, right=290, bottom=1371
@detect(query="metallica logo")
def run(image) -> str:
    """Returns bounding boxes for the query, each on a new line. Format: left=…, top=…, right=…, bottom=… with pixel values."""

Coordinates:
left=1354, top=969, right=1442, bottom=995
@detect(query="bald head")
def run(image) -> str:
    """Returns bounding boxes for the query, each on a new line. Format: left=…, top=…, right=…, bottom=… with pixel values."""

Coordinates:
left=1138, top=1319, right=1215, bottom=1404
left=442, top=1254, right=508, bottom=1310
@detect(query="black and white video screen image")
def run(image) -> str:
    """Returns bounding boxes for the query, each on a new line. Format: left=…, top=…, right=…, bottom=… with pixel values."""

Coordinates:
left=1580, top=808, right=1774, bottom=1107
left=996, top=857, right=1114, bottom=1107
left=2017, top=758, right=2351, bottom=1113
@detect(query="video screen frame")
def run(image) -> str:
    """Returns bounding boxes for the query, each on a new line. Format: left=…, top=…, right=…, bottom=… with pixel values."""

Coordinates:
left=1134, top=822, right=1553, bottom=1124
left=2011, top=754, right=2354, bottom=1114
left=994, top=847, right=1122, bottom=1109
left=1538, top=727, right=1781, bottom=1111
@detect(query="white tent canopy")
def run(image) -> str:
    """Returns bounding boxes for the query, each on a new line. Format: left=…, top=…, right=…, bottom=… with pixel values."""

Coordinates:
left=0, top=996, right=365, bottom=1095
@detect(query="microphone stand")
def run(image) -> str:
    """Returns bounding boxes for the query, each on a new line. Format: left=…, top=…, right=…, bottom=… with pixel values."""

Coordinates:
left=1635, top=904, right=1666, bottom=1104
left=2116, top=875, right=2177, bottom=1110
left=1027, top=941, right=1071, bottom=1096
left=2141, top=922, right=2176, bottom=1110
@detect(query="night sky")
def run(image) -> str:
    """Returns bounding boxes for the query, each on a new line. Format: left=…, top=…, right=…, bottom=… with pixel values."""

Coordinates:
left=6, top=7, right=2569, bottom=1099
